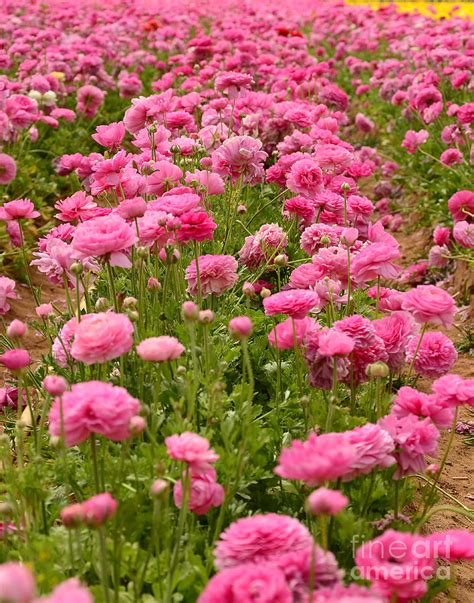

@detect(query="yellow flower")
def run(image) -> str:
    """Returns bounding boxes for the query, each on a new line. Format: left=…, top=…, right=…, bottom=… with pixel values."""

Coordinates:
left=50, top=71, right=65, bottom=81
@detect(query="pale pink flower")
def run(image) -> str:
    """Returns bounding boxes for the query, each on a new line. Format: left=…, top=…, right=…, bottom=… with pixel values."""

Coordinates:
left=173, top=467, right=224, bottom=515
left=82, top=492, right=118, bottom=527
left=0, top=562, right=36, bottom=603
left=92, top=122, right=126, bottom=148
left=268, top=316, right=316, bottom=350
left=136, top=336, right=184, bottom=362
left=300, top=224, right=341, bottom=256
left=0, top=275, right=17, bottom=314
left=317, top=328, right=354, bottom=357
left=392, top=386, right=453, bottom=428
left=263, top=290, right=319, bottom=319
left=38, top=578, right=93, bottom=603
left=345, top=423, right=396, bottom=479
left=165, top=432, right=218, bottom=471
left=373, top=311, right=417, bottom=371
left=405, top=331, right=457, bottom=378
left=54, top=192, right=97, bottom=222
left=71, top=312, right=134, bottom=365
left=214, top=514, right=313, bottom=569
left=432, top=374, right=474, bottom=408
left=76, top=85, right=105, bottom=118
left=185, top=254, right=238, bottom=297
left=228, top=316, right=253, bottom=339
left=211, top=136, right=267, bottom=184
left=215, top=71, right=253, bottom=98
left=401, top=285, right=456, bottom=328
left=401, top=129, right=429, bottom=154
left=350, top=242, right=400, bottom=284
left=0, top=199, right=40, bottom=221
left=307, top=488, right=348, bottom=515
left=0, top=153, right=17, bottom=184
left=185, top=169, right=225, bottom=195
left=453, top=220, right=474, bottom=248
left=146, top=160, right=183, bottom=196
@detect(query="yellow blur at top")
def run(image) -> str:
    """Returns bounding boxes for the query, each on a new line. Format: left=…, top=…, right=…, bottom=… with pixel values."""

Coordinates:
left=345, top=1, right=474, bottom=19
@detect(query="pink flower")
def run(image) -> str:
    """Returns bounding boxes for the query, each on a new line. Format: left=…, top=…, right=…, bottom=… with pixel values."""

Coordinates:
left=313, top=584, right=383, bottom=602
left=116, top=197, right=147, bottom=220
left=52, top=317, right=77, bottom=367
left=72, top=214, right=137, bottom=268
left=447, top=190, right=474, bottom=223
left=432, top=374, right=474, bottom=408
left=43, top=375, right=68, bottom=396
left=401, top=129, right=429, bottom=154
left=185, top=169, right=225, bottom=195
left=427, top=529, right=474, bottom=560
left=350, top=242, right=400, bottom=284
left=0, top=276, right=17, bottom=314
left=92, top=122, right=126, bottom=148
left=373, top=311, right=417, bottom=371
left=0, top=153, right=17, bottom=184
left=176, top=211, right=217, bottom=243
left=76, top=85, right=105, bottom=119
left=39, top=578, right=93, bottom=603
left=392, top=386, right=453, bottom=428
left=307, top=488, right=348, bottom=515
left=378, top=414, right=440, bottom=478
left=284, top=196, right=316, bottom=224
left=211, top=136, right=267, bottom=184
left=228, top=316, right=253, bottom=339
left=345, top=423, right=396, bottom=479
left=401, top=285, right=457, bottom=328
left=286, top=159, right=323, bottom=198
left=54, top=192, right=97, bottom=223
left=165, top=432, right=218, bottom=471
left=198, top=564, right=292, bottom=603
left=82, top=492, right=118, bottom=527
left=146, top=161, right=183, bottom=196
left=0, top=199, right=40, bottom=221
left=300, top=224, right=341, bottom=256
left=49, top=381, right=140, bottom=446
left=214, top=514, right=313, bottom=569
left=405, top=331, right=457, bottom=378
left=185, top=254, right=238, bottom=298
left=151, top=192, right=201, bottom=216
left=317, top=328, right=354, bottom=357
left=136, top=336, right=184, bottom=362
left=356, top=530, right=436, bottom=601
left=453, top=220, right=474, bottom=248
left=433, top=226, right=451, bottom=246
left=173, top=468, right=224, bottom=515
left=355, top=112, right=374, bottom=133
left=304, top=326, right=349, bottom=390
left=268, top=316, right=316, bottom=350
left=70, top=312, right=134, bottom=365
left=0, top=349, right=31, bottom=371
left=275, top=432, right=357, bottom=486
left=440, top=148, right=464, bottom=166
left=215, top=71, right=253, bottom=98
left=457, top=102, right=474, bottom=124
left=263, top=290, right=319, bottom=319
left=0, top=562, right=36, bottom=603
left=239, top=223, right=288, bottom=269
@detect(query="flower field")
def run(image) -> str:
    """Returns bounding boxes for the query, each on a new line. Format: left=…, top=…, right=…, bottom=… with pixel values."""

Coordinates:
left=0, top=0, right=473, bottom=601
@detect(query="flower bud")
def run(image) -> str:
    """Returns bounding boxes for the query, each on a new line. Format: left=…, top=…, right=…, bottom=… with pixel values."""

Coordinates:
left=242, top=281, right=255, bottom=297
left=366, top=361, right=389, bottom=379
left=199, top=310, right=215, bottom=324
left=36, top=303, right=54, bottom=318
left=61, top=503, right=85, bottom=528
left=43, top=375, right=68, bottom=396
left=274, top=254, right=288, bottom=267
left=137, top=246, right=149, bottom=258
left=237, top=204, right=247, bottom=214
left=147, top=277, right=161, bottom=291
left=95, top=297, right=109, bottom=312
left=123, top=296, right=138, bottom=309
left=182, top=301, right=199, bottom=321
left=340, top=182, right=351, bottom=192
left=7, top=320, right=27, bottom=339
left=0, top=349, right=31, bottom=371
left=260, top=287, right=271, bottom=299
left=229, top=316, right=253, bottom=340
left=127, top=310, right=139, bottom=322
left=69, top=261, right=84, bottom=276
left=150, top=479, right=169, bottom=498
left=306, top=487, right=349, bottom=516
left=129, top=415, right=147, bottom=436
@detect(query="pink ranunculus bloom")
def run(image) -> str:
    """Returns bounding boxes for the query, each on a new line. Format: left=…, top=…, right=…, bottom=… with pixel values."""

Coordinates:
left=401, top=129, right=429, bottom=154
left=433, top=226, right=451, bottom=246
left=432, top=374, right=474, bottom=408
left=150, top=192, right=201, bottom=216
left=447, top=190, right=474, bottom=223
left=401, top=284, right=457, bottom=329
left=173, top=467, right=224, bottom=515
left=268, top=316, right=316, bottom=350
left=146, top=160, right=183, bottom=196
left=356, top=530, right=436, bottom=601
left=136, top=336, right=184, bottom=362
left=0, top=199, right=40, bottom=221
left=39, top=578, right=93, bottom=603
left=185, top=254, right=238, bottom=298
left=263, top=290, right=320, bottom=319
left=198, top=564, right=292, bottom=603
left=228, top=316, right=253, bottom=339
left=344, top=423, right=396, bottom=480
left=392, top=386, right=453, bottom=429
left=289, top=263, right=325, bottom=290
left=7, top=319, right=27, bottom=338
left=286, top=159, right=323, bottom=198
left=176, top=211, right=217, bottom=243
left=0, top=153, right=17, bottom=184
left=70, top=312, right=134, bottom=365
left=76, top=85, right=105, bottom=119
left=300, top=224, right=341, bottom=256
left=378, top=414, right=440, bottom=478
left=312, top=584, right=384, bottom=602
left=427, top=529, right=474, bottom=561
left=0, top=275, right=18, bottom=314
left=317, top=328, right=355, bottom=357
left=92, top=122, right=126, bottom=149
left=82, top=492, right=118, bottom=527
left=215, top=71, right=253, bottom=98
left=307, top=488, right=348, bottom=515
left=367, top=286, right=403, bottom=312
left=355, top=112, right=374, bottom=133
left=185, top=169, right=225, bottom=196
left=165, top=432, right=218, bottom=472
left=405, top=331, right=457, bottom=379
left=0, top=349, right=31, bottom=371
left=350, top=242, right=400, bottom=284
left=440, top=148, right=464, bottom=166
left=373, top=311, right=417, bottom=371
left=52, top=317, right=78, bottom=367
left=48, top=381, right=140, bottom=447
left=453, top=220, right=474, bottom=248
left=116, top=197, right=147, bottom=220
left=0, top=562, right=36, bottom=603
left=211, top=135, right=267, bottom=184
left=214, top=513, right=313, bottom=570
left=43, top=375, right=68, bottom=396
left=457, top=102, right=474, bottom=125
left=54, top=192, right=97, bottom=223
left=72, top=214, right=136, bottom=268
left=275, top=432, right=357, bottom=486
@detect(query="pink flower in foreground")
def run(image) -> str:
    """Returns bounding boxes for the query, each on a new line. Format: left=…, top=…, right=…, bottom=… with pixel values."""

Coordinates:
left=72, top=214, right=137, bottom=268
left=136, top=336, right=184, bottom=362
left=49, top=381, right=140, bottom=447
left=275, top=432, right=357, bottom=486
left=307, top=488, right=348, bottom=515
left=0, top=276, right=18, bottom=315
left=214, top=514, right=313, bottom=569
left=313, top=584, right=384, bottom=602
left=71, top=312, right=134, bottom=365
left=185, top=254, right=238, bottom=297
left=39, top=578, right=93, bottom=603
left=173, top=468, right=224, bottom=515
left=263, top=290, right=319, bottom=319
left=165, top=432, right=218, bottom=471
left=0, top=153, right=17, bottom=184
left=356, top=530, right=435, bottom=601
left=0, top=562, right=36, bottom=603
left=378, top=414, right=439, bottom=478
left=401, top=285, right=456, bottom=329
left=432, top=374, right=474, bottom=408
left=0, top=199, right=40, bottom=221
left=176, top=211, right=217, bottom=243
left=405, top=331, right=457, bottom=379
left=427, top=529, right=474, bottom=561
left=198, top=564, right=292, bottom=603
left=392, top=386, right=453, bottom=428
left=345, top=423, right=396, bottom=479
